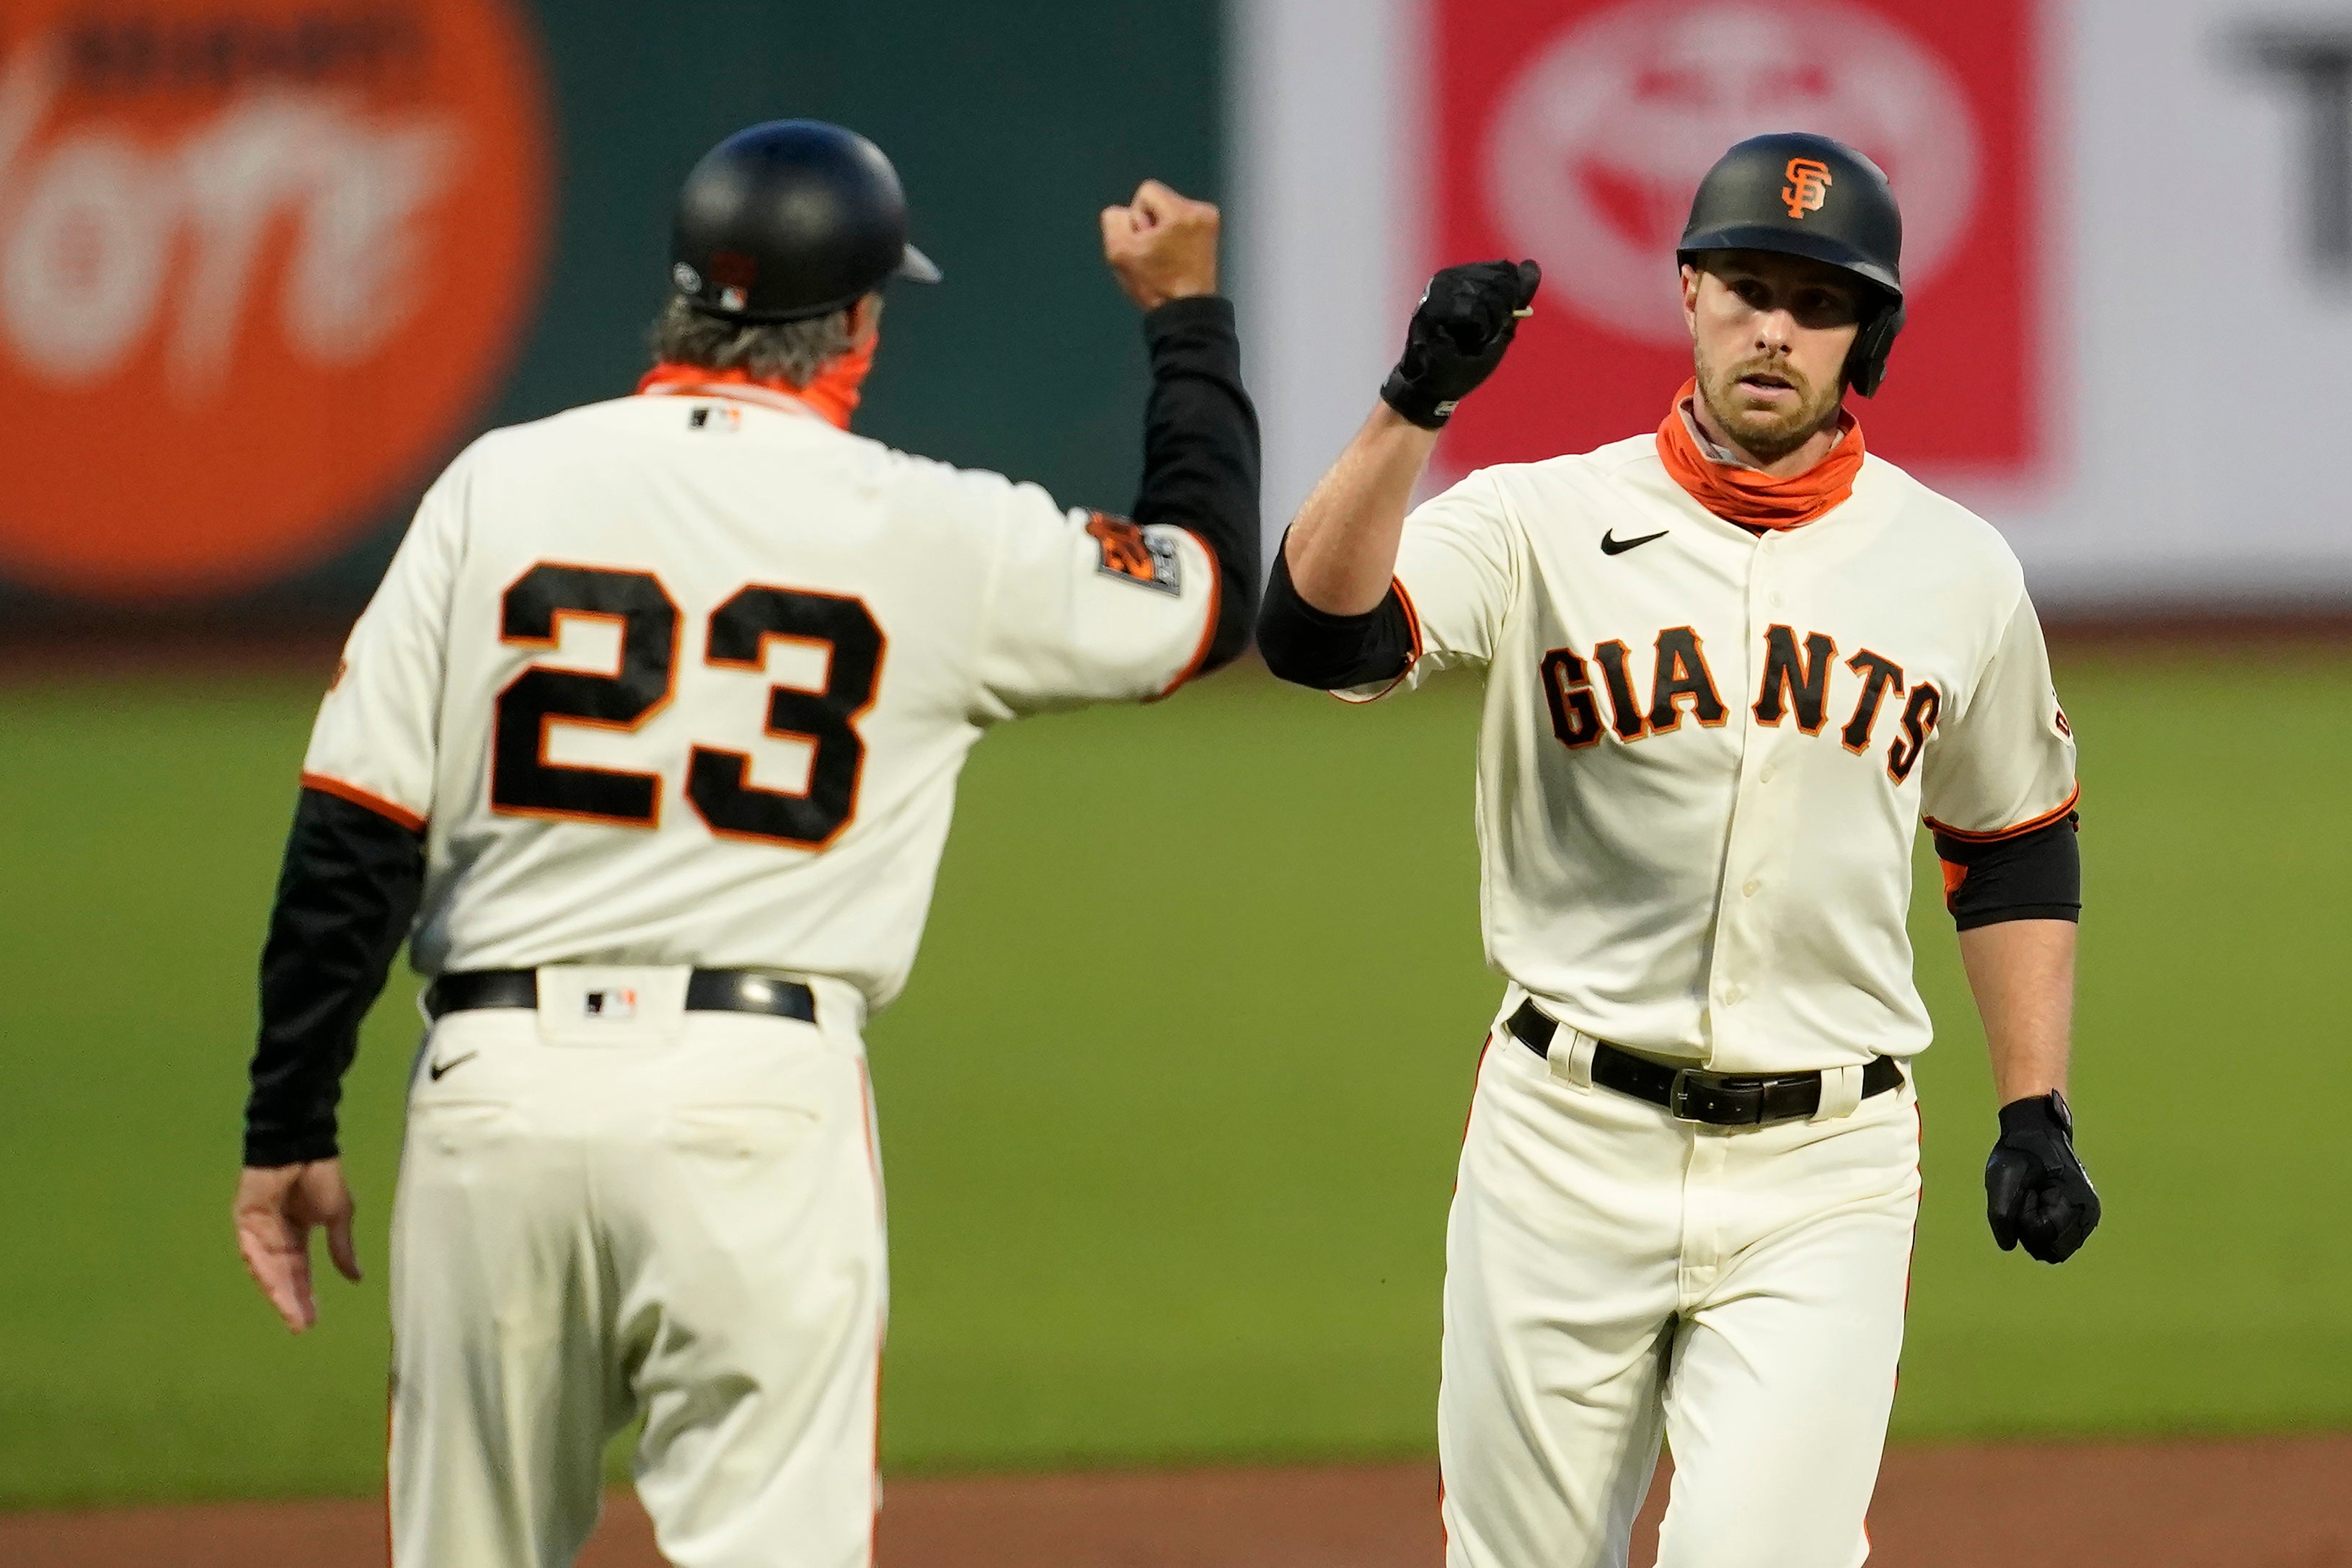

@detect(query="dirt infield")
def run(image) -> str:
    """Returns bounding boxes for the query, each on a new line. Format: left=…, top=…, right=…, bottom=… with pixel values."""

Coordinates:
left=4, top=1434, right=2346, bottom=1566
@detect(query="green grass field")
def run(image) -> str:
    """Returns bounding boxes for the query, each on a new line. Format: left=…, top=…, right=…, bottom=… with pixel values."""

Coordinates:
left=3, top=651, right=2348, bottom=1507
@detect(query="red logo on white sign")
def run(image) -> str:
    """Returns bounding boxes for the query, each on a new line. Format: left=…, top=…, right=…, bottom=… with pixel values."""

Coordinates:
left=1438, top=0, right=2038, bottom=476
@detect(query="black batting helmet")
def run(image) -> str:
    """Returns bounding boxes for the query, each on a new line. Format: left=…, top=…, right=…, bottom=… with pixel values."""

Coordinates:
left=1676, top=132, right=1905, bottom=397
left=670, top=120, right=941, bottom=325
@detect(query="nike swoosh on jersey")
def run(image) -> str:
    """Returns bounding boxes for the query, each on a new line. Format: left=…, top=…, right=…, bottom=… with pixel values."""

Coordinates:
left=427, top=1052, right=478, bottom=1081
left=1600, top=529, right=1670, bottom=555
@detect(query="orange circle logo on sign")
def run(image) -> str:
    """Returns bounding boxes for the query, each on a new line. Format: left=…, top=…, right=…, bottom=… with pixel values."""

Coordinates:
left=0, top=1, right=549, bottom=600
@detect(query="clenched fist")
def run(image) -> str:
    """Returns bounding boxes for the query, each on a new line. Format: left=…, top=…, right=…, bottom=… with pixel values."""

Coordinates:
left=1381, top=260, right=1542, bottom=430
left=1102, top=180, right=1220, bottom=311
left=1984, top=1091, right=2101, bottom=1264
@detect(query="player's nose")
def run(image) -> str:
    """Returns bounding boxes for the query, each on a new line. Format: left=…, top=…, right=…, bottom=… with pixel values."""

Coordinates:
left=1753, top=309, right=1798, bottom=349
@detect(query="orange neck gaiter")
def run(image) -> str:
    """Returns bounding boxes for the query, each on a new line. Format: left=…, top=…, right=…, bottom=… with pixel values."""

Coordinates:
left=635, top=333, right=878, bottom=430
left=1655, top=378, right=1864, bottom=532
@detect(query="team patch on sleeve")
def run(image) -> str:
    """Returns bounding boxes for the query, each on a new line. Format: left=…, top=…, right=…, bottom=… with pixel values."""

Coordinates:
left=1085, top=511, right=1182, bottom=595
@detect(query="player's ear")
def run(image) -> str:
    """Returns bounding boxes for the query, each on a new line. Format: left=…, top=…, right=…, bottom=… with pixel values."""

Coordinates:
left=844, top=293, right=885, bottom=349
left=1679, top=264, right=1703, bottom=334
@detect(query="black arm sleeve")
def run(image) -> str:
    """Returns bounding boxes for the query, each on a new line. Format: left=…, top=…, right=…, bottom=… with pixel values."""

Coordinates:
left=1935, top=812, right=2081, bottom=931
left=1255, top=536, right=1418, bottom=691
left=1132, top=296, right=1260, bottom=674
left=243, top=787, right=426, bottom=1166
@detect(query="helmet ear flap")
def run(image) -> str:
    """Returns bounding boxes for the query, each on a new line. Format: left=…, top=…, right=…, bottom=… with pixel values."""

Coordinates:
left=1845, top=297, right=1904, bottom=398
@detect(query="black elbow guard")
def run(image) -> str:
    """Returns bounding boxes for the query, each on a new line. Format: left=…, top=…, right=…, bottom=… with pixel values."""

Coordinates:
left=1935, top=812, right=2081, bottom=930
left=1255, top=544, right=1417, bottom=691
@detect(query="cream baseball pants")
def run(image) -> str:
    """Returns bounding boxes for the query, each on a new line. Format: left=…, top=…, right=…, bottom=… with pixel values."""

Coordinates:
left=1439, top=1007, right=1922, bottom=1568
left=387, top=969, right=885, bottom=1568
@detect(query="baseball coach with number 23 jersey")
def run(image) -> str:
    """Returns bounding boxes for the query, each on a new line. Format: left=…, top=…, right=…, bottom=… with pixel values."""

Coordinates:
left=230, top=120, right=1258, bottom=1568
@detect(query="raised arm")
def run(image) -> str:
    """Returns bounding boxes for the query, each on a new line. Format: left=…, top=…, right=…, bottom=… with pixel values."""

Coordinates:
left=1257, top=260, right=1538, bottom=688
left=1101, top=182, right=1260, bottom=674
left=1283, top=407, right=1441, bottom=614
left=1283, top=260, right=1537, bottom=610
left=969, top=185, right=1259, bottom=715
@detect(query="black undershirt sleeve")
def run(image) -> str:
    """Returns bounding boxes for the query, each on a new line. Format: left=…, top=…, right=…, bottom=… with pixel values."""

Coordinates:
left=1131, top=296, right=1260, bottom=674
left=243, top=787, right=426, bottom=1166
left=1935, top=812, right=2082, bottom=931
left=1255, top=537, right=1418, bottom=691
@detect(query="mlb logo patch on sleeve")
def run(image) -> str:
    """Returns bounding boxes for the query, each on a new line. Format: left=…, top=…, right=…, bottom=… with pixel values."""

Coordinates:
left=1086, top=512, right=1182, bottom=595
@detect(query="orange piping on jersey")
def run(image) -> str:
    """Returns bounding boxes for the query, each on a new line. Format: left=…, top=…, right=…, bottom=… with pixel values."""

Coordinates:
left=381, top=1376, right=394, bottom=1568
left=868, top=1320, right=887, bottom=1556
left=1395, top=575, right=1425, bottom=661
left=1893, top=1096, right=1923, bottom=1378
left=1328, top=575, right=1423, bottom=706
left=1437, top=1024, right=1493, bottom=1567
left=1459, top=1032, right=1492, bottom=1161
left=1151, top=533, right=1224, bottom=700
left=1924, top=782, right=2082, bottom=843
left=636, top=329, right=877, bottom=430
left=300, top=771, right=428, bottom=833
left=856, top=1057, right=888, bottom=1556
left=1656, top=378, right=1864, bottom=531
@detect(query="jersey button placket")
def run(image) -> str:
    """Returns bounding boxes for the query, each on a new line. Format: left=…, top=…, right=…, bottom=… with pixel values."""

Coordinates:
left=1706, top=538, right=1777, bottom=1060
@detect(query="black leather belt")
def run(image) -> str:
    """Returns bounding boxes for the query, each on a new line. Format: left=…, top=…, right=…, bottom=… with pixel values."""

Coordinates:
left=1506, top=1000, right=1901, bottom=1126
left=425, top=969, right=816, bottom=1025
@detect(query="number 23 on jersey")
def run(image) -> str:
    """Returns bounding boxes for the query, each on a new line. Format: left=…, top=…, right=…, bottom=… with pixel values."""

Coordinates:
left=490, top=562, right=885, bottom=849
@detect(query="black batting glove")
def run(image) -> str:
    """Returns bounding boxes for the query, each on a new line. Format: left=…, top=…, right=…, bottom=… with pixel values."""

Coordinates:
left=1984, top=1091, right=2101, bottom=1264
left=1379, top=260, right=1542, bottom=429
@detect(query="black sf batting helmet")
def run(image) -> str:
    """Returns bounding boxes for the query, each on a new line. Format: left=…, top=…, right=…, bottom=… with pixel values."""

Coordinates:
left=671, top=120, right=941, bottom=324
left=1676, top=132, right=1904, bottom=397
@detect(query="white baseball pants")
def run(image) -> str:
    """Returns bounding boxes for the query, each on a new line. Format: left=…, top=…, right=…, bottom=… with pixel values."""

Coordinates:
left=386, top=970, right=885, bottom=1568
left=1439, top=1005, right=1922, bottom=1568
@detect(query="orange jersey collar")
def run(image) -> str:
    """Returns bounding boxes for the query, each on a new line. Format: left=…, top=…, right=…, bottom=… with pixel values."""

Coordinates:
left=1655, top=378, right=1865, bottom=532
left=635, top=332, right=877, bottom=430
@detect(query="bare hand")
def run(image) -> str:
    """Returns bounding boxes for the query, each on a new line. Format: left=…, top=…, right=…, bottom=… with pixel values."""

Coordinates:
left=1100, top=180, right=1219, bottom=311
left=234, top=1159, right=362, bottom=1332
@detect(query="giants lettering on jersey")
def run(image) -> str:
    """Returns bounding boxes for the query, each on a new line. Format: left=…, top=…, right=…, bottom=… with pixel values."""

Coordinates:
left=1540, top=624, right=1943, bottom=786
left=1365, top=448, right=2077, bottom=1070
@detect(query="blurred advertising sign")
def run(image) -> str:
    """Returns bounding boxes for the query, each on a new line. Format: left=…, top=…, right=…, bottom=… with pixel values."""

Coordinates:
left=0, top=1, right=549, bottom=601
left=1239, top=0, right=2352, bottom=608
left=1433, top=0, right=2038, bottom=478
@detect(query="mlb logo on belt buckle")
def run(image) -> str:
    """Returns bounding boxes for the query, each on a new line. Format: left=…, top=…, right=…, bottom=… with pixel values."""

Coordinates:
left=584, top=988, right=639, bottom=1020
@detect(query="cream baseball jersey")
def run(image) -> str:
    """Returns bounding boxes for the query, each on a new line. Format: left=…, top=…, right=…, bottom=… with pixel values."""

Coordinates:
left=300, top=383, right=1219, bottom=1009
left=1348, top=437, right=2077, bottom=1071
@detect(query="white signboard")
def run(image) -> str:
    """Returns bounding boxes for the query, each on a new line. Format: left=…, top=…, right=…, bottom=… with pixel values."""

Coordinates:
left=1234, top=0, right=2352, bottom=611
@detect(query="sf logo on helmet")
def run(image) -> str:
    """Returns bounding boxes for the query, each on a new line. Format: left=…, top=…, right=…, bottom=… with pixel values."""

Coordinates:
left=1782, top=158, right=1833, bottom=219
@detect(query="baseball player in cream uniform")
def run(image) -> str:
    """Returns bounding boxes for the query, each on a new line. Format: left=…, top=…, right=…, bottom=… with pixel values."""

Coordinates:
left=1257, top=133, right=2100, bottom=1565
left=230, top=122, right=1258, bottom=1568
